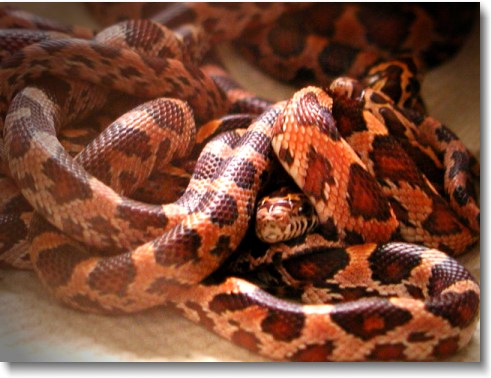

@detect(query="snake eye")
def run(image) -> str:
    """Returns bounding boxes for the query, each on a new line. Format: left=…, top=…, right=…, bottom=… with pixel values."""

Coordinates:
left=298, top=203, right=312, bottom=216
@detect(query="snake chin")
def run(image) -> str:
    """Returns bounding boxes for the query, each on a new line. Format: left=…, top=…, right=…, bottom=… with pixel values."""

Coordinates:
left=255, top=208, right=318, bottom=243
left=255, top=219, right=290, bottom=244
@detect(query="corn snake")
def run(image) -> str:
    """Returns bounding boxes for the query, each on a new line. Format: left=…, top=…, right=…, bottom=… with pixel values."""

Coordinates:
left=0, top=3, right=480, bottom=364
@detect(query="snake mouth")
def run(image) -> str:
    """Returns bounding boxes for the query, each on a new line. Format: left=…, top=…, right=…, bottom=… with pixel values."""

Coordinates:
left=255, top=214, right=316, bottom=243
left=255, top=217, right=287, bottom=243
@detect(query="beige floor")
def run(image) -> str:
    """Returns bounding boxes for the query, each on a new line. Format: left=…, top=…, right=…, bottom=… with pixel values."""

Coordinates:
left=0, top=3, right=480, bottom=362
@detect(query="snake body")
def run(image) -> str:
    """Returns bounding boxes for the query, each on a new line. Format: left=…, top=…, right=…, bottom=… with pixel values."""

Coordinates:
left=0, top=4, right=480, bottom=361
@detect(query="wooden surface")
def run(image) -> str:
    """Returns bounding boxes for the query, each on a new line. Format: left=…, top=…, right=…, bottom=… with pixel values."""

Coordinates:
left=0, top=3, right=480, bottom=362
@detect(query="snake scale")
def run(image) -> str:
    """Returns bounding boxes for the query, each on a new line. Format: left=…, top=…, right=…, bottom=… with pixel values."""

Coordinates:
left=0, top=3, right=480, bottom=361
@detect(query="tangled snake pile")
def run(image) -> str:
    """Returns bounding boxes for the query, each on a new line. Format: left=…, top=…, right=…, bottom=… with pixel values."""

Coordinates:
left=0, top=3, right=480, bottom=361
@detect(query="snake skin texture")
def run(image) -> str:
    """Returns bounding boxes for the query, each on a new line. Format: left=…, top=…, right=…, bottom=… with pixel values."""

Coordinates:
left=0, top=3, right=480, bottom=361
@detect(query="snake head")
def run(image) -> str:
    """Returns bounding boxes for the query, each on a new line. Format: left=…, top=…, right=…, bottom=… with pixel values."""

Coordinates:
left=255, top=188, right=318, bottom=243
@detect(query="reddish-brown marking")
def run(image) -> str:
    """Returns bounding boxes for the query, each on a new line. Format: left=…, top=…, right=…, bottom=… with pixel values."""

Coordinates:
left=146, top=277, right=190, bottom=295
left=303, top=146, right=334, bottom=202
left=368, top=343, right=406, bottom=361
left=331, top=299, right=412, bottom=340
left=261, top=310, right=305, bottom=342
left=318, top=42, right=359, bottom=77
left=111, top=125, right=153, bottom=160
left=88, top=254, right=136, bottom=297
left=290, top=342, right=334, bottom=361
left=298, top=261, right=320, bottom=280
left=359, top=5, right=414, bottom=50
left=154, top=226, right=201, bottom=267
left=268, top=26, right=306, bottom=58
left=331, top=94, right=367, bottom=138
left=408, top=332, right=434, bottom=342
left=426, top=291, right=479, bottom=329
left=404, top=284, right=425, bottom=300
left=347, top=163, right=392, bottom=221
left=432, top=336, right=460, bottom=358
left=388, top=198, right=411, bottom=226
left=363, top=314, right=386, bottom=332
left=369, top=243, right=423, bottom=284
left=7, top=124, right=32, bottom=159
left=116, top=201, right=168, bottom=232
left=210, top=235, right=233, bottom=257
left=42, top=158, right=93, bottom=204
left=422, top=200, right=462, bottom=236
left=379, top=107, right=407, bottom=138
left=231, top=329, right=260, bottom=353
left=209, top=293, right=254, bottom=314
left=16, top=172, right=38, bottom=194
left=185, top=301, right=215, bottom=331
left=283, top=247, right=349, bottom=282
left=370, top=135, right=424, bottom=185
left=35, top=243, right=88, bottom=288
left=385, top=262, right=404, bottom=281
left=339, top=287, right=378, bottom=301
